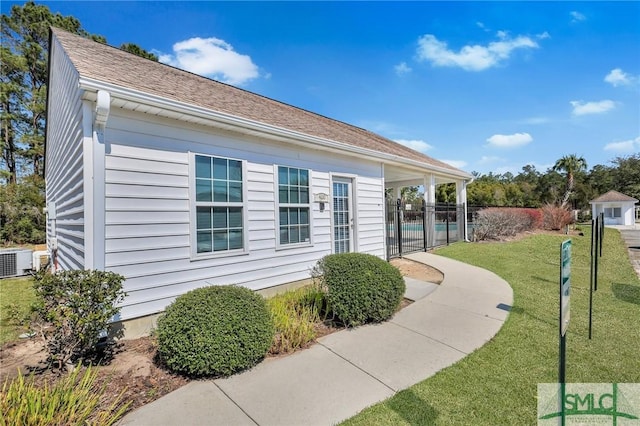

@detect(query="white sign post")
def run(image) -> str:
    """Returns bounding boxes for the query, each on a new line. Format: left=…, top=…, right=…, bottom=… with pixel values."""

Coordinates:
left=559, top=239, right=572, bottom=426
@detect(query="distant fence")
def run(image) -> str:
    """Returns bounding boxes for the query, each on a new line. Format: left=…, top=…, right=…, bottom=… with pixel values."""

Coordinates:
left=385, top=199, right=465, bottom=259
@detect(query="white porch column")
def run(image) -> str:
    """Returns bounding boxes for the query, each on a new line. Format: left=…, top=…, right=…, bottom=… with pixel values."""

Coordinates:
left=455, top=179, right=468, bottom=241
left=424, top=174, right=436, bottom=246
left=425, top=174, right=436, bottom=204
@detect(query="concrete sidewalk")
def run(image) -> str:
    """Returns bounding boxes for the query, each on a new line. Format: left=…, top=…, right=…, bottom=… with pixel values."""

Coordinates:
left=119, top=253, right=513, bottom=426
left=608, top=225, right=640, bottom=278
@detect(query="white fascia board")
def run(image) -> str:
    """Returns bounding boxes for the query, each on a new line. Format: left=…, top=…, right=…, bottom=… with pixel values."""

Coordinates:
left=78, top=77, right=473, bottom=181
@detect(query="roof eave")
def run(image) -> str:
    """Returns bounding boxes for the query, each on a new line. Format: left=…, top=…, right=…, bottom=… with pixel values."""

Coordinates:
left=78, top=77, right=473, bottom=181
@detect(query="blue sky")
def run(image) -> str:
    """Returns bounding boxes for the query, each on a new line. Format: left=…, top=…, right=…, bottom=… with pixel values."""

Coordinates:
left=5, top=1, right=640, bottom=175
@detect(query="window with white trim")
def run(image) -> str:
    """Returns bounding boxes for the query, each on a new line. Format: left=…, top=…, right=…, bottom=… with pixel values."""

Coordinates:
left=194, top=154, right=244, bottom=254
left=277, top=166, right=310, bottom=245
left=604, top=207, right=621, bottom=218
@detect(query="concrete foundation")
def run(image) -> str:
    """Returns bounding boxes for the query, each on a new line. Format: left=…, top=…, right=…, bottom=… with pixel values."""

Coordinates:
left=115, top=278, right=316, bottom=339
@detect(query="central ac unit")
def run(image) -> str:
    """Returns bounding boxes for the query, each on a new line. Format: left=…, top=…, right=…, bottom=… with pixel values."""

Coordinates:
left=0, top=249, right=33, bottom=278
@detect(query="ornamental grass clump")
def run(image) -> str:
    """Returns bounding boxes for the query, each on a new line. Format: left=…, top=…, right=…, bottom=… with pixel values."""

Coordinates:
left=156, top=285, right=273, bottom=377
left=0, top=366, right=130, bottom=426
left=267, top=286, right=326, bottom=354
left=312, top=253, right=405, bottom=327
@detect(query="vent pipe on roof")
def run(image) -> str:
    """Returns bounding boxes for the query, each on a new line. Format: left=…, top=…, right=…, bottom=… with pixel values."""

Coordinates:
left=94, top=90, right=110, bottom=130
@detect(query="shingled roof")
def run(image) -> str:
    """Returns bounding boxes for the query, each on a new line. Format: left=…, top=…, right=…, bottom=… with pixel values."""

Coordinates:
left=590, top=190, right=639, bottom=203
left=50, top=27, right=469, bottom=178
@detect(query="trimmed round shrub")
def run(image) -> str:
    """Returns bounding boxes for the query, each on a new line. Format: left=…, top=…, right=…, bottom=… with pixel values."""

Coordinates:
left=313, top=253, right=405, bottom=327
left=156, top=285, right=274, bottom=377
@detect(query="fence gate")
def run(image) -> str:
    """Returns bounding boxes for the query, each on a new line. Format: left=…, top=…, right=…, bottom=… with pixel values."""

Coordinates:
left=385, top=199, right=465, bottom=259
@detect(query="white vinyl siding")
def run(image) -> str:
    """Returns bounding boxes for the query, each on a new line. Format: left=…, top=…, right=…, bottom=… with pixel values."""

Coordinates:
left=44, top=39, right=85, bottom=270
left=100, top=109, right=385, bottom=321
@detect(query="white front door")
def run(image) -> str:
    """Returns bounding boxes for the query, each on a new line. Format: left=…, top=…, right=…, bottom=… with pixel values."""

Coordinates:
left=332, top=178, right=353, bottom=253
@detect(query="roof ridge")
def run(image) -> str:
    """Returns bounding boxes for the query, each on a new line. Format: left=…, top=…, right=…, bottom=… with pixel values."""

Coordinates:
left=50, top=27, right=469, bottom=177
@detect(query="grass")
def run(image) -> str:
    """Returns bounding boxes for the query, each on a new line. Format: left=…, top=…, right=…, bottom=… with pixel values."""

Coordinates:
left=0, top=276, right=36, bottom=345
left=342, top=228, right=640, bottom=425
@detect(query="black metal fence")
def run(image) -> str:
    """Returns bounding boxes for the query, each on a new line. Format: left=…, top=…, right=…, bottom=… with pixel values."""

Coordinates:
left=385, top=199, right=466, bottom=259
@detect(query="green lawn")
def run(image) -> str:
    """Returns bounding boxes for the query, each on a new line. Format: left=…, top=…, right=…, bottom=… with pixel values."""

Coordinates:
left=342, top=228, right=640, bottom=425
left=0, top=276, right=36, bottom=345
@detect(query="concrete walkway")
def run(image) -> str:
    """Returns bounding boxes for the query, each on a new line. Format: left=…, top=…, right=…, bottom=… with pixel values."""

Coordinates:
left=119, top=253, right=513, bottom=426
left=608, top=225, right=640, bottom=278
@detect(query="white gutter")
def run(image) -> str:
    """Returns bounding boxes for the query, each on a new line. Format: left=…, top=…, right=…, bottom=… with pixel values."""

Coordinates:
left=78, top=77, right=473, bottom=180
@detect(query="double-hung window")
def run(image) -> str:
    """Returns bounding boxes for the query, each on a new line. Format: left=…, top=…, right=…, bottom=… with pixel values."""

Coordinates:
left=277, top=166, right=311, bottom=246
left=604, top=207, right=621, bottom=218
left=194, top=154, right=245, bottom=255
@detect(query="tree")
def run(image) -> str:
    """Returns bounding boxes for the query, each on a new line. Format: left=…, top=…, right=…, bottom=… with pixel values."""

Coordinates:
left=552, top=154, right=587, bottom=207
left=1, top=1, right=157, bottom=183
left=1, top=1, right=158, bottom=245
left=611, top=154, right=640, bottom=200
left=120, top=43, right=159, bottom=61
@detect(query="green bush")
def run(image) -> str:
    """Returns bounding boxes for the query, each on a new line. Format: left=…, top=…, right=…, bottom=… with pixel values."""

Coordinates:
left=33, top=270, right=126, bottom=369
left=267, top=286, right=325, bottom=354
left=312, top=253, right=405, bottom=327
left=156, top=285, right=274, bottom=377
left=0, top=366, right=130, bottom=426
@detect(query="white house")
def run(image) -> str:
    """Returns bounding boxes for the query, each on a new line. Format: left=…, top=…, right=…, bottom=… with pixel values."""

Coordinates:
left=589, top=190, right=638, bottom=226
left=45, top=28, right=472, bottom=334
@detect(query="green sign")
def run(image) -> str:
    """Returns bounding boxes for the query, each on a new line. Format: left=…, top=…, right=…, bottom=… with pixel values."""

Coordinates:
left=560, top=239, right=571, bottom=337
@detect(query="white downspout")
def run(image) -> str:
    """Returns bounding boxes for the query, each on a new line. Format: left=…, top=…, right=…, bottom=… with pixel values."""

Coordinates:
left=84, top=90, right=110, bottom=270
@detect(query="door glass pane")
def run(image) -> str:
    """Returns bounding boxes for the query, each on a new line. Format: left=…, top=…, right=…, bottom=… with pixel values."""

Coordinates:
left=333, top=181, right=351, bottom=254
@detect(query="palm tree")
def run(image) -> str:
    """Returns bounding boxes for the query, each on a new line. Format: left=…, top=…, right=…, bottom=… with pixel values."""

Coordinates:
left=553, top=154, right=587, bottom=207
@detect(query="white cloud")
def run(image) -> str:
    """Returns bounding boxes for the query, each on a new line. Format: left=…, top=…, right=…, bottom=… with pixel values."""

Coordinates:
left=395, top=139, right=433, bottom=153
left=604, top=137, right=640, bottom=153
left=159, top=37, right=259, bottom=85
left=415, top=33, right=539, bottom=71
left=486, top=132, right=533, bottom=148
left=537, top=31, right=551, bottom=40
left=494, top=165, right=518, bottom=175
left=478, top=155, right=505, bottom=165
left=476, top=22, right=490, bottom=32
left=570, top=11, right=586, bottom=23
left=570, top=100, right=615, bottom=116
left=520, top=116, right=550, bottom=125
left=604, top=68, right=632, bottom=87
left=441, top=159, right=468, bottom=169
left=394, top=62, right=412, bottom=76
